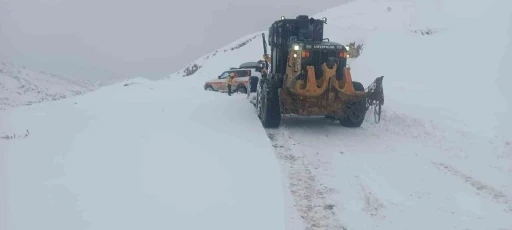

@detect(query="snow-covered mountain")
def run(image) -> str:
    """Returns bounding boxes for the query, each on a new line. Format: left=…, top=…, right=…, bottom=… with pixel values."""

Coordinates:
left=0, top=62, right=101, bottom=110
left=1, top=0, right=511, bottom=230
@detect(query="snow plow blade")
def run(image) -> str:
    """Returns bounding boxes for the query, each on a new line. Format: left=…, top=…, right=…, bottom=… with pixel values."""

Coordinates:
left=279, top=66, right=384, bottom=123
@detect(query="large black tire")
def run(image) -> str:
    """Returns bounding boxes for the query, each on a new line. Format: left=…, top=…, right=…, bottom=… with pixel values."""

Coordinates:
left=236, top=85, right=247, bottom=94
left=257, top=79, right=281, bottom=128
left=339, top=81, right=367, bottom=127
left=249, top=76, right=259, bottom=93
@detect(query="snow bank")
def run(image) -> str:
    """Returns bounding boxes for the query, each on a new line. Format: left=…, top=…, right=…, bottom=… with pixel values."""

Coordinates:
left=183, top=33, right=265, bottom=83
left=346, top=2, right=512, bottom=137
left=0, top=77, right=286, bottom=229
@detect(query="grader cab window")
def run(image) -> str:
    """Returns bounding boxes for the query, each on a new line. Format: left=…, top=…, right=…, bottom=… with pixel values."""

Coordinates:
left=311, top=50, right=339, bottom=65
left=297, top=20, right=311, bottom=41
left=294, top=19, right=324, bottom=42
left=269, top=18, right=324, bottom=46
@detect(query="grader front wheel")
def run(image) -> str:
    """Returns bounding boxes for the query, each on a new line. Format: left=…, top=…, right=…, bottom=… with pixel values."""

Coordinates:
left=339, top=81, right=367, bottom=127
left=259, top=79, right=281, bottom=128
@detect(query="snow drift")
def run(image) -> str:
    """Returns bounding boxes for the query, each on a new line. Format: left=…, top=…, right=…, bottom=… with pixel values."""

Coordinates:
left=0, top=77, right=286, bottom=230
left=336, top=0, right=512, bottom=140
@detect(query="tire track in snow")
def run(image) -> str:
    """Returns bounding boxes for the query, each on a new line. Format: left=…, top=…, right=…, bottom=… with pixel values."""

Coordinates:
left=432, top=161, right=512, bottom=213
left=266, top=128, right=348, bottom=230
left=359, top=183, right=386, bottom=218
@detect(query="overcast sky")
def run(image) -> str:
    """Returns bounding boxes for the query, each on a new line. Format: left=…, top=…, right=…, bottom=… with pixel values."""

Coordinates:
left=0, top=0, right=346, bottom=82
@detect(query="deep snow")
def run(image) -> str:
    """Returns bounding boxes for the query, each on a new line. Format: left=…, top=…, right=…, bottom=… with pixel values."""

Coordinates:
left=1, top=78, right=287, bottom=230
left=2, top=0, right=512, bottom=229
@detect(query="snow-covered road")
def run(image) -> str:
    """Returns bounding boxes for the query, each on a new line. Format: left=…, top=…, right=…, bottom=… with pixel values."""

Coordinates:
left=266, top=112, right=512, bottom=230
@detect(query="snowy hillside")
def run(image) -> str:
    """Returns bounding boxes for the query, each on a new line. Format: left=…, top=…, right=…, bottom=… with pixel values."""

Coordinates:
left=167, top=33, right=262, bottom=78
left=1, top=0, right=511, bottom=230
left=0, top=62, right=100, bottom=110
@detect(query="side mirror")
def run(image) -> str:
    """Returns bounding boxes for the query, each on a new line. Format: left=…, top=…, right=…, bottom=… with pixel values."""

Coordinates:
left=322, top=17, right=327, bottom=24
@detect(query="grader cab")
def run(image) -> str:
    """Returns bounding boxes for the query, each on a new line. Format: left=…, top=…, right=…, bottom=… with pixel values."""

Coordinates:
left=256, top=15, right=384, bottom=128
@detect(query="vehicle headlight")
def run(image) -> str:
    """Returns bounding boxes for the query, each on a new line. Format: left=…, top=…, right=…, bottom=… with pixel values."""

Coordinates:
left=293, top=45, right=300, bottom=50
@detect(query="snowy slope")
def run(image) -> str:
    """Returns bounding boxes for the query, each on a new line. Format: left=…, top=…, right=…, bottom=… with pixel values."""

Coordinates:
left=162, top=0, right=512, bottom=229
left=166, top=33, right=263, bottom=78
left=0, top=62, right=100, bottom=110
left=319, top=0, right=512, bottom=140
left=0, top=77, right=287, bottom=230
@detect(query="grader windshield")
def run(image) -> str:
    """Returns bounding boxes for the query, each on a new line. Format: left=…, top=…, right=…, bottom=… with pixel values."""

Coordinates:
left=268, top=15, right=325, bottom=45
left=289, top=42, right=348, bottom=80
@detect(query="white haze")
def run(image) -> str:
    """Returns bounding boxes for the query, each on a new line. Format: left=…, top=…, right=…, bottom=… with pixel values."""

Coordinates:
left=0, top=0, right=350, bottom=82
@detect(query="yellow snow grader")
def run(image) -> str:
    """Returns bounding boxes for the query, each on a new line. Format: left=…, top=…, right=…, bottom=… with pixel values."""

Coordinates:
left=256, top=15, right=384, bottom=128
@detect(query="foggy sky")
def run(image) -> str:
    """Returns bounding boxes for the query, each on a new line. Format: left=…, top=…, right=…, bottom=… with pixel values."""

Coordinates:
left=0, top=0, right=343, bottom=82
